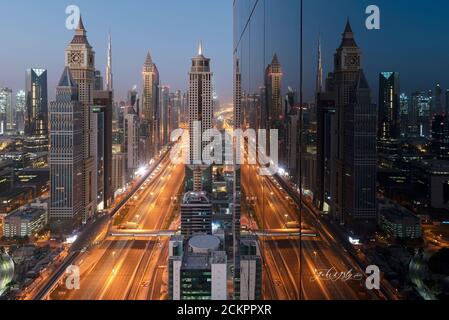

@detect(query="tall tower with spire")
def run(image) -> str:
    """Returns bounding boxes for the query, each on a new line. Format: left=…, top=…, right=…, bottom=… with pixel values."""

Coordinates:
left=330, top=20, right=377, bottom=231
left=106, top=33, right=113, bottom=92
left=265, top=54, right=283, bottom=126
left=187, top=41, right=213, bottom=192
left=65, top=15, right=97, bottom=223
left=142, top=52, right=160, bottom=160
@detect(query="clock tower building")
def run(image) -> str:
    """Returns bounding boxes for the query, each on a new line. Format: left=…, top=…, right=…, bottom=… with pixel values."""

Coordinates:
left=330, top=20, right=362, bottom=225
left=65, top=16, right=97, bottom=223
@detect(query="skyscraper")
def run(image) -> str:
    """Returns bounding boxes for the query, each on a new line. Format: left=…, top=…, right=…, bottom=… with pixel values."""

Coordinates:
left=0, top=88, right=13, bottom=134
left=332, top=20, right=363, bottom=224
left=65, top=16, right=97, bottom=223
left=49, top=67, right=83, bottom=231
left=320, top=20, right=378, bottom=231
left=265, top=54, right=283, bottom=128
left=445, top=89, right=449, bottom=114
left=159, top=85, right=170, bottom=146
left=399, top=93, right=409, bottom=138
left=105, top=33, right=113, bottom=92
left=142, top=52, right=160, bottom=161
left=187, top=42, right=213, bottom=192
left=431, top=113, right=449, bottom=160
left=410, top=91, right=431, bottom=138
left=92, top=90, right=113, bottom=209
left=234, top=58, right=242, bottom=129
left=124, top=109, right=139, bottom=173
left=344, top=70, right=378, bottom=228
left=94, top=70, right=104, bottom=91
left=378, top=72, right=400, bottom=140
left=15, top=90, right=26, bottom=134
left=25, top=69, right=49, bottom=155
left=169, top=90, right=181, bottom=134
left=433, top=82, right=443, bottom=114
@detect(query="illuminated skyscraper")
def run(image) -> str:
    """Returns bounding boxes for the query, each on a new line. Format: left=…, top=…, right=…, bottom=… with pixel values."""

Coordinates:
left=234, top=59, right=242, bottom=129
left=378, top=72, right=400, bottom=140
left=142, top=52, right=160, bottom=161
left=433, top=82, right=443, bottom=114
left=25, top=69, right=49, bottom=155
left=0, top=88, right=13, bottom=134
left=105, top=33, right=113, bottom=92
left=49, top=67, right=83, bottom=231
left=65, top=16, right=97, bottom=223
left=15, top=90, right=26, bottom=133
left=265, top=54, right=283, bottom=128
left=159, top=85, right=170, bottom=146
left=331, top=20, right=363, bottom=224
left=187, top=42, right=213, bottom=192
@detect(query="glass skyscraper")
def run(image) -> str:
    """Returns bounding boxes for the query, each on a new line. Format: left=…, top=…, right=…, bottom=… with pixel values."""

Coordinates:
left=25, top=68, right=49, bottom=155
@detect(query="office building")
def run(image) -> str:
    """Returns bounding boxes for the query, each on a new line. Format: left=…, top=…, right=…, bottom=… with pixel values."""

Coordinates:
left=25, top=69, right=49, bottom=156
left=159, top=85, right=170, bottom=146
left=378, top=72, right=400, bottom=141
left=65, top=16, right=97, bottom=223
left=15, top=90, right=26, bottom=133
left=344, top=70, right=378, bottom=227
left=399, top=93, right=409, bottom=138
left=142, top=52, right=160, bottom=160
left=181, top=191, right=213, bottom=237
left=169, top=235, right=227, bottom=300
left=379, top=201, right=422, bottom=240
left=187, top=42, right=213, bottom=191
left=94, top=70, right=104, bottom=91
left=3, top=201, right=47, bottom=238
left=239, top=236, right=262, bottom=300
left=49, top=67, right=84, bottom=231
left=433, top=82, right=443, bottom=114
left=410, top=91, right=432, bottom=138
left=0, top=88, right=13, bottom=133
left=93, top=90, right=114, bottom=209
left=124, top=109, right=139, bottom=173
left=431, top=113, right=449, bottom=160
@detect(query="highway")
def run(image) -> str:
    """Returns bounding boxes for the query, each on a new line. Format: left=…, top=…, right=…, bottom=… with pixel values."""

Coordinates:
left=50, top=156, right=184, bottom=300
left=242, top=163, right=372, bottom=300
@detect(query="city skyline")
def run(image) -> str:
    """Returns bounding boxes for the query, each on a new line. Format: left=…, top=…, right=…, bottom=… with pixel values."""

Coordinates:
left=1, top=0, right=449, bottom=304
left=2, top=1, right=449, bottom=104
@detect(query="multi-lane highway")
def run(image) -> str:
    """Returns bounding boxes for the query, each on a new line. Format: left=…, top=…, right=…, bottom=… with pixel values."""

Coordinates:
left=242, top=163, right=373, bottom=300
left=50, top=156, right=184, bottom=300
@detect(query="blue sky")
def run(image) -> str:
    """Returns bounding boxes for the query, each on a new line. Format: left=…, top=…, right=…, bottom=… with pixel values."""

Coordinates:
left=0, top=0, right=233, bottom=102
left=1, top=1, right=449, bottom=103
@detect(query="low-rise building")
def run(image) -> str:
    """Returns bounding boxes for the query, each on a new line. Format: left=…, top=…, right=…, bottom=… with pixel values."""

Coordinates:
left=3, top=201, right=48, bottom=238
left=379, top=201, right=422, bottom=240
left=168, top=235, right=227, bottom=300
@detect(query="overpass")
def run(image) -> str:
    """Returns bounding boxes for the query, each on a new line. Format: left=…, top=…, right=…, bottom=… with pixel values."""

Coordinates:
left=109, top=228, right=318, bottom=239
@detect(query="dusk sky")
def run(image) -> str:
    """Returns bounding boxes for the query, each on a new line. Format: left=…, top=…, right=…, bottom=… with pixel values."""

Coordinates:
left=1, top=1, right=449, bottom=103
